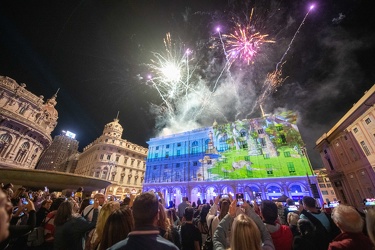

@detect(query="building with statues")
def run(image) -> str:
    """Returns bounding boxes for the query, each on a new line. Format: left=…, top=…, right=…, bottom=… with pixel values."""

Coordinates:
left=74, top=118, right=148, bottom=199
left=143, top=112, right=319, bottom=206
left=0, top=76, right=58, bottom=169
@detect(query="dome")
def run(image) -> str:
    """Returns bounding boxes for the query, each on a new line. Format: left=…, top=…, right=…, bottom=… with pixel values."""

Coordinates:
left=102, top=118, right=123, bottom=138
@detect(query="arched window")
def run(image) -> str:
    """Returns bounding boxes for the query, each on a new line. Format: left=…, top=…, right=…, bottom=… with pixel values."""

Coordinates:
left=290, top=184, right=303, bottom=193
left=205, top=139, right=210, bottom=151
left=15, top=142, right=30, bottom=162
left=0, top=134, right=12, bottom=156
left=267, top=185, right=281, bottom=193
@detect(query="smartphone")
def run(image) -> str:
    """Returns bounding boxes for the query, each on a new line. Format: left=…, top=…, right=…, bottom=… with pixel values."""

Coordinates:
left=288, top=205, right=298, bottom=211
left=220, top=194, right=229, bottom=199
left=89, top=199, right=94, bottom=205
left=21, top=198, right=28, bottom=205
left=236, top=193, right=244, bottom=206
left=28, top=193, right=33, bottom=199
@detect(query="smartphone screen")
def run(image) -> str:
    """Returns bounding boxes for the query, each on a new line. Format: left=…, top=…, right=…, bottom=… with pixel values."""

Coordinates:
left=21, top=198, right=28, bottom=205
left=89, top=199, right=94, bottom=205
left=236, top=193, right=244, bottom=206
left=28, top=193, right=33, bottom=199
left=220, top=194, right=229, bottom=198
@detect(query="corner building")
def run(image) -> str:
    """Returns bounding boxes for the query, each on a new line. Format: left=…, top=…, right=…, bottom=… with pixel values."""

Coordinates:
left=144, top=114, right=319, bottom=206
left=316, top=84, right=375, bottom=208
left=0, top=76, right=58, bottom=169
left=74, top=118, right=147, bottom=199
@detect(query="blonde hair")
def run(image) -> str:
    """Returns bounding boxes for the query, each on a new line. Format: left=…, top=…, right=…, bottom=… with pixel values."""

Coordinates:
left=366, top=208, right=375, bottom=245
left=231, top=214, right=262, bottom=250
left=91, top=201, right=120, bottom=248
left=287, top=212, right=300, bottom=226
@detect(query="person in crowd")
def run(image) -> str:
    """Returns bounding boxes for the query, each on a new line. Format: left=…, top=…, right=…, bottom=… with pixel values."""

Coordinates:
left=75, top=187, right=84, bottom=203
left=197, top=198, right=202, bottom=207
left=178, top=197, right=189, bottom=220
left=366, top=208, right=375, bottom=245
left=260, top=200, right=293, bottom=250
left=287, top=212, right=300, bottom=237
left=194, top=203, right=210, bottom=243
left=328, top=204, right=374, bottom=250
left=157, top=203, right=181, bottom=249
left=10, top=187, right=27, bottom=206
left=79, top=198, right=91, bottom=215
left=181, top=207, right=201, bottom=250
left=0, top=189, right=10, bottom=243
left=275, top=202, right=286, bottom=225
left=299, top=196, right=340, bottom=249
left=191, top=202, right=196, bottom=209
left=206, top=195, right=231, bottom=246
left=209, top=199, right=214, bottom=206
left=213, top=199, right=274, bottom=250
left=36, top=199, right=52, bottom=226
left=108, top=192, right=178, bottom=249
left=2, top=183, right=13, bottom=199
left=89, top=201, right=121, bottom=250
left=44, top=197, right=66, bottom=245
left=0, top=197, right=36, bottom=250
left=167, top=208, right=181, bottom=227
left=283, top=198, right=296, bottom=223
left=120, top=197, right=131, bottom=209
left=83, top=193, right=105, bottom=222
left=99, top=208, right=134, bottom=250
left=54, top=199, right=99, bottom=250
left=292, top=219, right=317, bottom=250
left=167, top=200, right=175, bottom=209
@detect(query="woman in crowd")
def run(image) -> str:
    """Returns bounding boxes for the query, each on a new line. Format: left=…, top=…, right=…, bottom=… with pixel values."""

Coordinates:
left=292, top=219, right=317, bottom=250
left=287, top=212, right=300, bottom=237
left=213, top=200, right=274, bottom=250
left=206, top=195, right=231, bottom=245
left=99, top=208, right=134, bottom=250
left=44, top=197, right=66, bottom=245
left=54, top=199, right=99, bottom=250
left=10, top=187, right=27, bottom=206
left=36, top=199, right=52, bottom=226
left=157, top=203, right=181, bottom=249
left=89, top=201, right=120, bottom=250
left=167, top=208, right=181, bottom=227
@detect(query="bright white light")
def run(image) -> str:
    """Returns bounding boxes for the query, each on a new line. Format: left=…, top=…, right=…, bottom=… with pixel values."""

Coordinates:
left=161, top=63, right=181, bottom=82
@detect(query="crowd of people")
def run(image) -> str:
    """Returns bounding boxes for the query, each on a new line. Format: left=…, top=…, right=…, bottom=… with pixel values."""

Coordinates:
left=1, top=182, right=375, bottom=250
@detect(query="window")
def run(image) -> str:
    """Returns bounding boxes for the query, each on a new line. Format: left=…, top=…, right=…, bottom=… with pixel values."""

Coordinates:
left=193, top=161, right=198, bottom=166
left=284, top=151, right=291, bottom=157
left=155, top=153, right=158, bottom=158
left=322, top=191, right=329, bottom=195
left=287, top=163, right=295, bottom=174
left=177, top=150, right=181, bottom=156
left=115, top=156, right=119, bottom=162
left=165, top=152, right=169, bottom=158
left=191, top=141, right=199, bottom=154
left=153, top=166, right=157, bottom=170
left=319, top=184, right=326, bottom=188
left=327, top=183, right=332, bottom=187
left=177, top=143, right=181, bottom=147
left=166, top=144, right=170, bottom=148
left=360, top=141, right=371, bottom=156
left=263, top=154, right=270, bottom=159
left=100, top=154, right=104, bottom=160
left=276, top=125, right=283, bottom=131
left=156, top=146, right=159, bottom=150
left=176, top=163, right=180, bottom=168
left=353, top=128, right=358, bottom=133
left=107, top=155, right=111, bottom=160
left=366, top=118, right=371, bottom=124
left=244, top=156, right=250, bottom=161
left=266, top=164, right=273, bottom=175
left=331, top=190, right=335, bottom=195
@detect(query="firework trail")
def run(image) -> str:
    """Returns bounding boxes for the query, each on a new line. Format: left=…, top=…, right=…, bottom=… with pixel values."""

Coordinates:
left=248, top=4, right=315, bottom=117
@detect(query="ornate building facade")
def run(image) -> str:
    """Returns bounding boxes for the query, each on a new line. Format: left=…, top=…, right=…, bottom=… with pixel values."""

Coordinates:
left=314, top=168, right=337, bottom=204
left=143, top=114, right=319, bottom=206
left=316, top=84, right=375, bottom=209
left=74, top=118, right=147, bottom=199
left=0, top=76, right=58, bottom=169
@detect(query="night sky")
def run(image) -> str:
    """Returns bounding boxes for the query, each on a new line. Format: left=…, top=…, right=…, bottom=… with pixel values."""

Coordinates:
left=0, top=0, right=374, bottom=169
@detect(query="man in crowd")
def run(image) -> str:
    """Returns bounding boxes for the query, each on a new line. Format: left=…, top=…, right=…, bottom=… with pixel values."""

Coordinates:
left=181, top=207, right=201, bottom=250
left=178, top=197, right=189, bottom=220
left=328, top=204, right=373, bottom=249
left=83, top=193, right=105, bottom=221
left=109, top=192, right=178, bottom=249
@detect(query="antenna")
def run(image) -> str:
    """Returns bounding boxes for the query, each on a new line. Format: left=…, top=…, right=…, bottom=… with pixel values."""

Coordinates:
left=55, top=88, right=60, bottom=95
left=116, top=111, right=120, bottom=120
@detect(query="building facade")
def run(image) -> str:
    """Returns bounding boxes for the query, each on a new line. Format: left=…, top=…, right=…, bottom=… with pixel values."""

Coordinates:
left=143, top=114, right=319, bottom=206
left=314, top=169, right=337, bottom=204
left=36, top=132, right=79, bottom=172
left=74, top=118, right=148, bottom=200
left=0, top=76, right=58, bottom=169
left=316, top=84, right=375, bottom=209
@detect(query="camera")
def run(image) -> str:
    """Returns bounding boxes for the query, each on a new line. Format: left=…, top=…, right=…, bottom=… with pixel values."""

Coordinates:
left=236, top=193, right=244, bottom=206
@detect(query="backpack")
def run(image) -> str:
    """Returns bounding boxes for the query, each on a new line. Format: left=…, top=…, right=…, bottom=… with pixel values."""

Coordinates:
left=27, top=216, right=53, bottom=247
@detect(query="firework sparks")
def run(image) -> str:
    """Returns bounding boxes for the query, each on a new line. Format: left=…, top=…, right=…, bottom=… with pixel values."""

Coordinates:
left=223, top=9, right=275, bottom=65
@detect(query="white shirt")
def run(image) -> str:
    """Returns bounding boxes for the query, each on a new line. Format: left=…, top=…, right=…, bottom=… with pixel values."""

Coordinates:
left=82, top=204, right=101, bottom=222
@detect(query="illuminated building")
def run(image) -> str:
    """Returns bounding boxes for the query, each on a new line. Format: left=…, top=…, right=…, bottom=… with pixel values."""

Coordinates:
left=0, top=76, right=58, bottom=169
left=143, top=113, right=319, bottom=206
left=314, top=169, right=337, bottom=204
left=36, top=131, right=79, bottom=172
left=74, top=118, right=147, bottom=199
left=316, top=84, right=375, bottom=208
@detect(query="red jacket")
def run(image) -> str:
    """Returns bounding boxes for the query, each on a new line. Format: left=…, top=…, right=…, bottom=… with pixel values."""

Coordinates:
left=328, top=232, right=374, bottom=250
left=270, top=224, right=293, bottom=250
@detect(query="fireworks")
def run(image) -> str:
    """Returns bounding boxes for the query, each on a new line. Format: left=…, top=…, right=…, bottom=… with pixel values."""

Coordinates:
left=221, top=9, right=275, bottom=65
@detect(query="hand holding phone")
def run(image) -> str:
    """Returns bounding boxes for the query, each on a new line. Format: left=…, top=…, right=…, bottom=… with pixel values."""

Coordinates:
left=236, top=193, right=244, bottom=207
